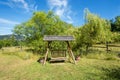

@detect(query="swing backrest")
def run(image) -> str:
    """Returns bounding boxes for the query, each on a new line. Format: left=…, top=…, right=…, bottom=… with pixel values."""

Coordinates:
left=51, top=50, right=66, bottom=58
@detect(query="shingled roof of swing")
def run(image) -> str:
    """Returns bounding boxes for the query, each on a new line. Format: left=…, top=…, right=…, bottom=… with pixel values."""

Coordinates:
left=43, top=35, right=74, bottom=41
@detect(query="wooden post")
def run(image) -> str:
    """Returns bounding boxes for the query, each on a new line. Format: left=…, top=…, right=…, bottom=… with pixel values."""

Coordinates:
left=106, top=42, right=109, bottom=53
left=43, top=41, right=51, bottom=65
left=67, top=47, right=72, bottom=62
left=66, top=41, right=76, bottom=64
left=43, top=48, right=49, bottom=65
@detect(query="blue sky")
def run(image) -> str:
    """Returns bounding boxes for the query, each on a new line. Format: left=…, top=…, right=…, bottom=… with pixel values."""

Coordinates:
left=0, top=0, right=120, bottom=35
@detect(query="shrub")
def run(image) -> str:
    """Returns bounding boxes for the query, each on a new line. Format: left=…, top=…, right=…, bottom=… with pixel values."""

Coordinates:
left=0, top=40, right=3, bottom=49
left=0, top=44, right=2, bottom=49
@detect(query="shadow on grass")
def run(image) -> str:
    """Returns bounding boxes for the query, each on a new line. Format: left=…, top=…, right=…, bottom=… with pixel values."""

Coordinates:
left=102, top=67, right=120, bottom=80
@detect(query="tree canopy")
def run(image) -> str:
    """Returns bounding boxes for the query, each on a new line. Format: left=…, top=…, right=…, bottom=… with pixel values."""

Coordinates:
left=12, top=10, right=120, bottom=53
left=111, top=16, right=120, bottom=32
left=74, top=9, right=112, bottom=51
left=13, top=11, right=72, bottom=51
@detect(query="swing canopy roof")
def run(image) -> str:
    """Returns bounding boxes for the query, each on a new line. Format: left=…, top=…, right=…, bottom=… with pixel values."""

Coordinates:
left=43, top=35, right=74, bottom=41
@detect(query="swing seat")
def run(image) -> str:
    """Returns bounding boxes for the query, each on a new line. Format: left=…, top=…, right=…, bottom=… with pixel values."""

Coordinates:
left=50, top=57, right=67, bottom=62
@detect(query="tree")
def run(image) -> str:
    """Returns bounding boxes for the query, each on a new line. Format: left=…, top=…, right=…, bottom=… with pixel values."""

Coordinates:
left=110, top=16, right=120, bottom=43
left=78, top=9, right=112, bottom=52
left=110, top=16, right=120, bottom=32
left=13, top=11, right=70, bottom=52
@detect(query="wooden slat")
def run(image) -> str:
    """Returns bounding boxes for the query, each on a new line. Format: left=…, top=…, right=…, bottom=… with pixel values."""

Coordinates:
left=50, top=57, right=66, bottom=62
left=43, top=35, right=74, bottom=41
left=51, top=50, right=66, bottom=58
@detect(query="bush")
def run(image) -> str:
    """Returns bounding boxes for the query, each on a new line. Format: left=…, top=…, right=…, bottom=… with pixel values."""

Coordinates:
left=0, top=41, right=3, bottom=49
left=0, top=44, right=2, bottom=49
left=112, top=32, right=120, bottom=42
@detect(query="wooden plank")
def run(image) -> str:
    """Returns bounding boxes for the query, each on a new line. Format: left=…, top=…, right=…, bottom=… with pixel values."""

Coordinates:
left=51, top=50, right=66, bottom=58
left=70, top=49, right=76, bottom=64
left=43, top=35, right=74, bottom=41
left=50, top=57, right=66, bottom=62
left=43, top=48, right=49, bottom=65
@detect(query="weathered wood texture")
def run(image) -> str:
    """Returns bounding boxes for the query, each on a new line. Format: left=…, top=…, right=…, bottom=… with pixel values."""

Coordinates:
left=66, top=41, right=76, bottom=64
left=43, top=48, right=49, bottom=65
left=43, top=35, right=74, bottom=41
left=51, top=50, right=66, bottom=58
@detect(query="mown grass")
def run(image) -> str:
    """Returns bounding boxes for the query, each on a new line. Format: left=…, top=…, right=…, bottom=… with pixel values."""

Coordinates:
left=0, top=45, right=120, bottom=80
left=0, top=53, right=120, bottom=80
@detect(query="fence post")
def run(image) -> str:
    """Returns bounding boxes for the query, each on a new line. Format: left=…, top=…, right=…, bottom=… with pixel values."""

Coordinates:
left=106, top=42, right=109, bottom=53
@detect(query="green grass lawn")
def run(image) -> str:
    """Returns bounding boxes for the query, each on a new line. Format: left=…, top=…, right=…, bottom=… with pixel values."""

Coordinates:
left=0, top=53, right=120, bottom=80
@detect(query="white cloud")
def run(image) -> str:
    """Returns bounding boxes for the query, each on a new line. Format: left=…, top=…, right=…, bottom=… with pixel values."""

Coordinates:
left=47, top=0, right=73, bottom=24
left=12, top=0, right=38, bottom=12
left=0, top=18, right=20, bottom=35
left=0, top=1, right=13, bottom=8
left=55, top=9, right=64, bottom=17
left=12, top=0, right=29, bottom=12
left=66, top=16, right=73, bottom=23
left=0, top=0, right=37, bottom=13
left=48, top=0, right=67, bottom=9
left=0, top=18, right=19, bottom=25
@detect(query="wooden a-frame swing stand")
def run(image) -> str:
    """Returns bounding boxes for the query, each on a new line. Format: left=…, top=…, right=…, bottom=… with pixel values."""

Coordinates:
left=43, top=35, right=76, bottom=65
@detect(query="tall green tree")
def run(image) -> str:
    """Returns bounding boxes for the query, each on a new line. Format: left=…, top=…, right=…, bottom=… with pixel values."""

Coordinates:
left=78, top=9, right=112, bottom=52
left=13, top=11, right=70, bottom=52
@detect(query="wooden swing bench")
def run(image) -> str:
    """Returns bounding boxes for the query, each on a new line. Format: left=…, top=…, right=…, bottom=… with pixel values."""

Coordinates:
left=43, top=35, right=76, bottom=64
